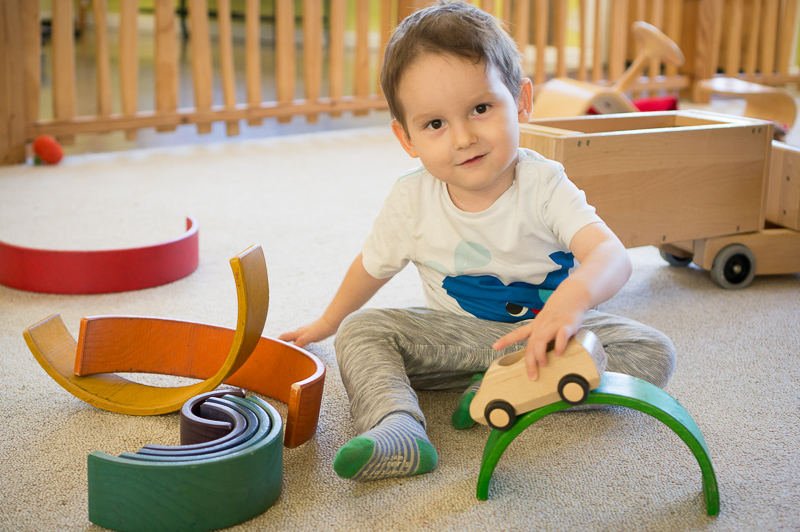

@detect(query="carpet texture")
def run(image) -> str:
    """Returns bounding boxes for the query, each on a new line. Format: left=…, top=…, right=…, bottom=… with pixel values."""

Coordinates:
left=1, top=122, right=798, bottom=532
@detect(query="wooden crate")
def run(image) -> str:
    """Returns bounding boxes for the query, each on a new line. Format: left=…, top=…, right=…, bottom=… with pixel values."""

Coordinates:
left=520, top=111, right=773, bottom=249
left=766, top=141, right=800, bottom=231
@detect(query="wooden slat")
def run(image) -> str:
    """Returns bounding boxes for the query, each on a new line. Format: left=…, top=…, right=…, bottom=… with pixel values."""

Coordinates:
left=302, top=0, right=323, bottom=123
left=119, top=0, right=140, bottom=140
left=1, top=0, right=26, bottom=164
left=664, top=0, right=683, bottom=80
left=27, top=97, right=390, bottom=138
left=554, top=0, right=567, bottom=78
left=743, top=0, right=762, bottom=77
left=188, top=0, right=213, bottom=133
left=648, top=0, right=664, bottom=90
left=377, top=0, right=393, bottom=95
left=276, top=0, right=296, bottom=124
left=354, top=0, right=370, bottom=116
left=52, top=0, right=76, bottom=145
left=502, top=0, right=512, bottom=22
left=217, top=0, right=240, bottom=136
left=759, top=0, right=779, bottom=77
left=724, top=0, right=744, bottom=75
left=92, top=0, right=112, bottom=117
left=245, top=0, right=262, bottom=126
left=592, top=0, right=603, bottom=82
left=155, top=0, right=178, bottom=132
left=512, top=0, right=530, bottom=75
left=577, top=0, right=588, bottom=81
left=329, top=0, right=346, bottom=117
left=22, top=0, right=40, bottom=132
left=607, top=0, right=629, bottom=82
left=534, top=0, right=548, bottom=85
left=692, top=0, right=724, bottom=102
left=776, top=0, right=799, bottom=76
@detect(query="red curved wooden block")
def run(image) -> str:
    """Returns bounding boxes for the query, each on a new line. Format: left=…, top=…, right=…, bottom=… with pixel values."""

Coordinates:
left=74, top=316, right=326, bottom=448
left=0, top=216, right=199, bottom=294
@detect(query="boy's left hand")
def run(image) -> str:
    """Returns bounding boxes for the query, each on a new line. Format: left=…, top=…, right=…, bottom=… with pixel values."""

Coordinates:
left=492, top=284, right=588, bottom=379
left=492, top=222, right=632, bottom=380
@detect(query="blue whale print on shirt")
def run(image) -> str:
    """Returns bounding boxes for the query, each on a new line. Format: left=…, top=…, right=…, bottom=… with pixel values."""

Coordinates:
left=441, top=251, right=574, bottom=322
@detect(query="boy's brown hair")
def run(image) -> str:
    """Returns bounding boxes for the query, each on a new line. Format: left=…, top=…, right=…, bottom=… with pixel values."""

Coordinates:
left=380, top=0, right=524, bottom=133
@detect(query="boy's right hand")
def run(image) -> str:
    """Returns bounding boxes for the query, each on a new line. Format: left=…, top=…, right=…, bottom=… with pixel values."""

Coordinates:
left=278, top=317, right=337, bottom=348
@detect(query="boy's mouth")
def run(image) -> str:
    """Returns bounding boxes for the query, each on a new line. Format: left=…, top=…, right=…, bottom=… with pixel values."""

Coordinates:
left=458, top=154, right=485, bottom=166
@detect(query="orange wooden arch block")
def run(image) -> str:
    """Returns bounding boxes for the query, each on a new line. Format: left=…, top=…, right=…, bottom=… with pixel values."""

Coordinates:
left=23, top=245, right=325, bottom=447
left=23, top=245, right=268, bottom=416
left=74, top=316, right=325, bottom=448
left=0, top=216, right=199, bottom=294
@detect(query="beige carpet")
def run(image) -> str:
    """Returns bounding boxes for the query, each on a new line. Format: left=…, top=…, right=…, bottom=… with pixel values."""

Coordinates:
left=1, top=120, right=799, bottom=532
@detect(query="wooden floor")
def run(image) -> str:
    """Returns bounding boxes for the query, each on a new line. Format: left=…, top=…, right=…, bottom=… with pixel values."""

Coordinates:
left=38, top=13, right=391, bottom=157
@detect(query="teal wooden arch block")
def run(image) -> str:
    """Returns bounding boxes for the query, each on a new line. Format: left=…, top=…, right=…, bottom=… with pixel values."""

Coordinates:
left=88, top=394, right=283, bottom=532
left=476, top=372, right=719, bottom=516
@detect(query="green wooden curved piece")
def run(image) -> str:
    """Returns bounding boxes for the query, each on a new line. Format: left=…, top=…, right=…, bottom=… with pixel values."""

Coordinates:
left=476, top=372, right=719, bottom=516
left=88, top=394, right=283, bottom=532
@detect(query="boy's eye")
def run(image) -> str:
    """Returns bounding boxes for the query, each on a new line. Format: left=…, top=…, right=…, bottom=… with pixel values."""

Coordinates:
left=474, top=104, right=489, bottom=115
left=427, top=119, right=443, bottom=130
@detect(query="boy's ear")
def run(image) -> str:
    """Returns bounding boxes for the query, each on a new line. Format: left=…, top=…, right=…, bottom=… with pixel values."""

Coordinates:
left=517, top=78, right=533, bottom=123
left=391, top=119, right=419, bottom=158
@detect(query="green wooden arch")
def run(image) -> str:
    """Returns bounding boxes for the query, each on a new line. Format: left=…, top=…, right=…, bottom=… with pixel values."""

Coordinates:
left=88, top=394, right=283, bottom=532
left=476, top=372, right=719, bottom=516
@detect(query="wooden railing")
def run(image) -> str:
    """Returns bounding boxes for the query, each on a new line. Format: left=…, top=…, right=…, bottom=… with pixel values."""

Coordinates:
left=1, top=0, right=798, bottom=165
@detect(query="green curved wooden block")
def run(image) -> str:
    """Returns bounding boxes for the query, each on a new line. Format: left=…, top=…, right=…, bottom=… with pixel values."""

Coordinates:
left=88, top=395, right=283, bottom=532
left=476, top=372, right=719, bottom=516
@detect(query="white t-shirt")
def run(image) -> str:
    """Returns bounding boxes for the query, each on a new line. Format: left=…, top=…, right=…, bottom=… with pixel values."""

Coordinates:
left=362, top=148, right=602, bottom=323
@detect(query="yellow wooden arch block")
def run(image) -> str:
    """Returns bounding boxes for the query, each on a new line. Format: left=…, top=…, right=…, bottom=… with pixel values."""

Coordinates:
left=23, top=245, right=269, bottom=416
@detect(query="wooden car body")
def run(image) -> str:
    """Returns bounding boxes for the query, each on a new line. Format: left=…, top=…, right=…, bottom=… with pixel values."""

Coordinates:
left=470, top=329, right=607, bottom=429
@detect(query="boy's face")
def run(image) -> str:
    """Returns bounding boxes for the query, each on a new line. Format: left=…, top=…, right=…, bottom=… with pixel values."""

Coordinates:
left=391, top=52, right=532, bottom=212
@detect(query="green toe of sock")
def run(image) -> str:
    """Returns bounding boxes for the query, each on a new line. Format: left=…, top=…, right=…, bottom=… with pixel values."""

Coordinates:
left=451, top=392, right=477, bottom=430
left=414, top=438, right=438, bottom=475
left=333, top=437, right=375, bottom=479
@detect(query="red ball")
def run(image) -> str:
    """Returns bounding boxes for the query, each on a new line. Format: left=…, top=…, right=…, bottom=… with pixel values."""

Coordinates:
left=33, top=135, right=64, bottom=165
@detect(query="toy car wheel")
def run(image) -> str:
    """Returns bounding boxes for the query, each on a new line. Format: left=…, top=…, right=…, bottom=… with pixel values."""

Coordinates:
left=485, top=401, right=516, bottom=431
left=558, top=374, right=590, bottom=405
left=710, top=244, right=757, bottom=289
left=659, top=249, right=693, bottom=267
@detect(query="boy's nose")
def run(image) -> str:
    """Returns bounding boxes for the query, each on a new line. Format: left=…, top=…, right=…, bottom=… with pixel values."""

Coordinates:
left=452, top=123, right=477, bottom=150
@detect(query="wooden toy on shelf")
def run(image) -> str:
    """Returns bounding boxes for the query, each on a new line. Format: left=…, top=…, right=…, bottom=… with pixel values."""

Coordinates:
left=519, top=110, right=800, bottom=289
left=470, top=329, right=607, bottom=430
left=23, top=245, right=325, bottom=447
left=531, top=22, right=684, bottom=119
left=0, top=216, right=199, bottom=294
left=88, top=392, right=283, bottom=532
left=697, top=77, right=797, bottom=139
left=476, top=372, right=719, bottom=517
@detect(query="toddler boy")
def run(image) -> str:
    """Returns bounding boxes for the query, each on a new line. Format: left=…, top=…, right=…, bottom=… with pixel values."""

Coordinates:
left=280, top=1, right=676, bottom=482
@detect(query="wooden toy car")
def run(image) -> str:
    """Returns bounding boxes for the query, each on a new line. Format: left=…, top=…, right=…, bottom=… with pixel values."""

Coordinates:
left=470, top=329, right=607, bottom=430
left=519, top=111, right=800, bottom=289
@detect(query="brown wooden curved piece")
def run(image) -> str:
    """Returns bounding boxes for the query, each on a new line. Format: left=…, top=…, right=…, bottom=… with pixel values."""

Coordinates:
left=22, top=245, right=269, bottom=416
left=72, top=316, right=325, bottom=447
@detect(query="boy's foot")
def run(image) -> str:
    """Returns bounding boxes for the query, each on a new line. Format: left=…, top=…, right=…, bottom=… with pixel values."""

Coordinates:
left=451, top=373, right=484, bottom=430
left=333, top=411, right=437, bottom=481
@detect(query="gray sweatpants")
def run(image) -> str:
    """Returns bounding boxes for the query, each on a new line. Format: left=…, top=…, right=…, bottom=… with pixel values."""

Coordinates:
left=334, top=307, right=676, bottom=434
